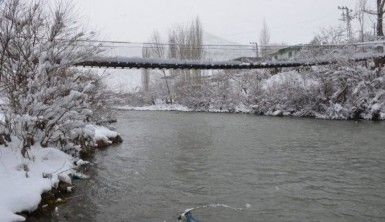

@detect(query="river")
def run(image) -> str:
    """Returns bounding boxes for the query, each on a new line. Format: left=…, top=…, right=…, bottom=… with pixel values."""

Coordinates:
left=37, top=111, right=385, bottom=222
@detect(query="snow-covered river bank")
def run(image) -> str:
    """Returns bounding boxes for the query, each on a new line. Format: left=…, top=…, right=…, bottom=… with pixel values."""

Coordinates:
left=0, top=126, right=121, bottom=221
left=114, top=103, right=385, bottom=120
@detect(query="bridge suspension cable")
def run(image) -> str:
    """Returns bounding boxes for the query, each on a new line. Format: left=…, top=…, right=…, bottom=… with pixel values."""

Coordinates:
left=74, top=38, right=385, bottom=48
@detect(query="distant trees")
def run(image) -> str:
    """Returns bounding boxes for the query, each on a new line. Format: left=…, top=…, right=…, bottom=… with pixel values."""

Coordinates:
left=128, top=4, right=385, bottom=120
left=259, top=20, right=271, bottom=57
left=311, top=26, right=346, bottom=45
left=142, top=31, right=172, bottom=104
left=363, top=0, right=385, bottom=38
left=169, top=18, right=205, bottom=107
left=167, top=18, right=204, bottom=61
left=141, top=47, right=151, bottom=94
left=357, top=0, right=368, bottom=42
left=0, top=0, right=108, bottom=157
left=129, top=17, right=385, bottom=120
left=168, top=17, right=204, bottom=83
left=141, top=17, right=205, bottom=107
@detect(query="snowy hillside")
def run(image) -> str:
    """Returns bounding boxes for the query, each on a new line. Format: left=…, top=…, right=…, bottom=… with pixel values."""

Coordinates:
left=203, top=32, right=255, bottom=61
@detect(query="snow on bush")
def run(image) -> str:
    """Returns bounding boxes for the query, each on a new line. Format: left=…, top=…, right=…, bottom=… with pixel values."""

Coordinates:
left=0, top=0, right=113, bottom=157
left=84, top=124, right=120, bottom=147
left=251, top=64, right=385, bottom=120
left=123, top=63, right=385, bottom=120
left=253, top=71, right=320, bottom=117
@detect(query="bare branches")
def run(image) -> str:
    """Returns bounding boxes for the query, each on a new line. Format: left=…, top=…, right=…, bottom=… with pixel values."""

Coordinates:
left=356, top=0, right=368, bottom=42
left=139, top=17, right=205, bottom=105
left=363, top=0, right=385, bottom=37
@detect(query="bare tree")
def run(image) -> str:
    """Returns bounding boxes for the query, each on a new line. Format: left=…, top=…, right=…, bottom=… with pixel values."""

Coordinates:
left=357, top=0, right=368, bottom=42
left=167, top=19, right=203, bottom=79
left=377, top=0, right=385, bottom=37
left=189, top=18, right=204, bottom=61
left=142, top=31, right=173, bottom=104
left=311, top=26, right=346, bottom=45
left=338, top=6, right=354, bottom=42
left=166, top=17, right=205, bottom=107
left=364, top=0, right=385, bottom=37
left=259, top=19, right=271, bottom=57
left=141, top=47, right=151, bottom=94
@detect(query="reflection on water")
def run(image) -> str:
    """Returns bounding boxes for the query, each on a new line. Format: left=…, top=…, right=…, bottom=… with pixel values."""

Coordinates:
left=36, top=111, right=385, bottom=222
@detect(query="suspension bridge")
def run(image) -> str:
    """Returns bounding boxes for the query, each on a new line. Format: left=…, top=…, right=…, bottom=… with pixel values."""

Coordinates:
left=74, top=40, right=385, bottom=70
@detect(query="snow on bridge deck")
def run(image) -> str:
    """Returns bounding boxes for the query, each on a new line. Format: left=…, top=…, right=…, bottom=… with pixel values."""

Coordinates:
left=75, top=53, right=385, bottom=70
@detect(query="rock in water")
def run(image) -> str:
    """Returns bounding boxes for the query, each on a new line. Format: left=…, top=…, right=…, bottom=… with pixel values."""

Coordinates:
left=58, top=173, right=72, bottom=185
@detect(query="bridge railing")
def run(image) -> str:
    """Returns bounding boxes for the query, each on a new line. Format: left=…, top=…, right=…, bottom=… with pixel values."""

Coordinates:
left=98, top=43, right=257, bottom=62
left=96, top=41, right=385, bottom=62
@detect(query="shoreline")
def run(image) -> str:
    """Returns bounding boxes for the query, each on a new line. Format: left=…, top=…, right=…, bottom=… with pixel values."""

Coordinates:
left=18, top=180, right=73, bottom=220
left=20, top=134, right=123, bottom=221
left=114, top=105, right=385, bottom=121
left=0, top=126, right=122, bottom=222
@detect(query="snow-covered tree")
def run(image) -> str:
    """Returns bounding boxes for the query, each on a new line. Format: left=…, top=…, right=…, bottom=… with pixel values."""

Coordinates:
left=311, top=26, right=346, bottom=45
left=0, top=0, right=107, bottom=157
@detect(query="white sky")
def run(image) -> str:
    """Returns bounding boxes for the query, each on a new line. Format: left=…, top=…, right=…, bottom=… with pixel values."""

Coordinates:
left=76, top=0, right=376, bottom=45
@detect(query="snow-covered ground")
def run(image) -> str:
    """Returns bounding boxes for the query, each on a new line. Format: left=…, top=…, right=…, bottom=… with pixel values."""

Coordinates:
left=207, top=104, right=253, bottom=113
left=0, top=125, right=120, bottom=222
left=115, top=104, right=192, bottom=112
left=115, top=103, right=253, bottom=114
left=115, top=101, right=385, bottom=120
left=0, top=142, right=74, bottom=221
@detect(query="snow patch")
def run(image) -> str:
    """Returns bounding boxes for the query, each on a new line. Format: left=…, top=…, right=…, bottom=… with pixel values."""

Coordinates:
left=115, top=104, right=191, bottom=112
left=262, top=71, right=318, bottom=91
left=235, top=103, right=252, bottom=113
left=84, top=124, right=120, bottom=146
left=0, top=142, right=75, bottom=222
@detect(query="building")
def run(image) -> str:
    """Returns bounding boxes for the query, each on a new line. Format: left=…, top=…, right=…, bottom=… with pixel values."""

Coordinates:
left=271, top=45, right=303, bottom=61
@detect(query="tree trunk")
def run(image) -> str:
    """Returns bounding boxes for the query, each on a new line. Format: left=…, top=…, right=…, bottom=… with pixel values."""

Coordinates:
left=378, top=0, right=384, bottom=37
left=162, top=70, right=173, bottom=104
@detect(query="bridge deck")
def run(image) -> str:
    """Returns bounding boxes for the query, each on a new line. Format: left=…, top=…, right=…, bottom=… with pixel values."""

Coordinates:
left=75, top=54, right=385, bottom=70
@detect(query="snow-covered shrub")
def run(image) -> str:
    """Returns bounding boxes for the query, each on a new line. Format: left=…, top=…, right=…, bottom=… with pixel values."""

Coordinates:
left=173, top=80, right=212, bottom=111
left=252, top=71, right=320, bottom=116
left=251, top=63, right=385, bottom=120
left=124, top=60, right=384, bottom=120
left=0, top=0, right=111, bottom=157
left=314, top=64, right=385, bottom=120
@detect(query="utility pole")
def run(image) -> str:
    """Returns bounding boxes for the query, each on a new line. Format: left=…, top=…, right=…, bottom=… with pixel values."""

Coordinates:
left=338, top=6, right=354, bottom=42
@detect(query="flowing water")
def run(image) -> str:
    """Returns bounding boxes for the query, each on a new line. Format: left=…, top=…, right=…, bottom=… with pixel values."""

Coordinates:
left=38, top=111, right=385, bottom=222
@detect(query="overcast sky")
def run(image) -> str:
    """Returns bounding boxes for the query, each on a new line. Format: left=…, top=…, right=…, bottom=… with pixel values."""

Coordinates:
left=76, top=0, right=375, bottom=45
